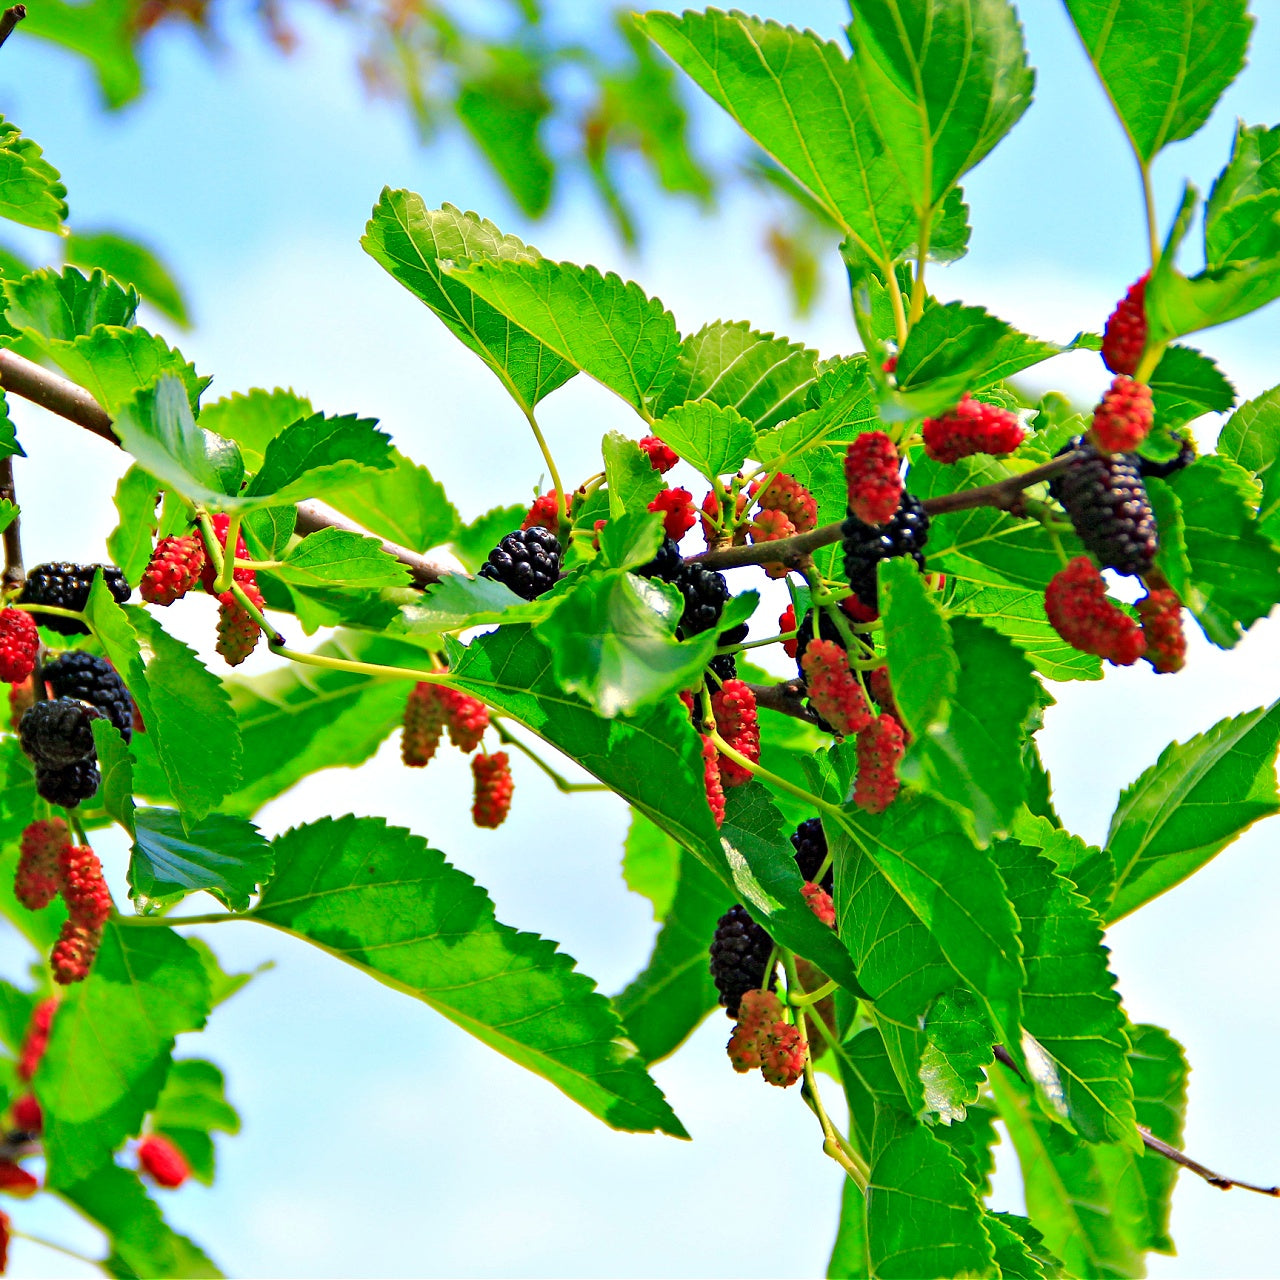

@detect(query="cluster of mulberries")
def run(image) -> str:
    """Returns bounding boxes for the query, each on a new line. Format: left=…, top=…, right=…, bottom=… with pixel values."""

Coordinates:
left=1101, top=273, right=1149, bottom=376
left=1091, top=375, right=1154, bottom=454
left=800, top=640, right=873, bottom=737
left=1052, top=438, right=1158, bottom=577
left=922, top=396, right=1025, bottom=464
left=639, top=435, right=678, bottom=474
left=725, top=989, right=806, bottom=1088
left=1044, top=558, right=1146, bottom=665
left=844, top=432, right=902, bottom=525
left=853, top=714, right=906, bottom=814
left=0, top=608, right=39, bottom=684
left=841, top=491, right=930, bottom=611
left=700, top=734, right=726, bottom=827
left=711, top=679, right=759, bottom=786
left=18, top=563, right=130, bottom=634
left=19, top=697, right=102, bottom=808
left=637, top=538, right=729, bottom=638
left=480, top=526, right=563, bottom=601
left=698, top=488, right=749, bottom=549
left=1136, top=589, right=1187, bottom=674
left=800, top=881, right=836, bottom=927
left=140, top=534, right=205, bottom=605
left=521, top=491, right=563, bottom=535
left=648, top=487, right=697, bottom=541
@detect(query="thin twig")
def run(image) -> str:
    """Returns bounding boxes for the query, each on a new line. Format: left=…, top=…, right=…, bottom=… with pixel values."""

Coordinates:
left=1139, top=1125, right=1280, bottom=1197
left=0, top=455, right=22, bottom=586
left=0, top=5, right=26, bottom=50
left=746, top=679, right=819, bottom=725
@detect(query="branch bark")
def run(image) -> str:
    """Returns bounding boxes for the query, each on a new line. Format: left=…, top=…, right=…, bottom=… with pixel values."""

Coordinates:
left=0, top=455, right=22, bottom=586
left=1139, top=1124, right=1280, bottom=1197
left=0, top=4, right=26, bottom=50
left=745, top=679, right=819, bottom=725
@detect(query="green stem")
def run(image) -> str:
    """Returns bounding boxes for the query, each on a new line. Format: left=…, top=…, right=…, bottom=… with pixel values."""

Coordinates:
left=271, top=643, right=450, bottom=688
left=10, top=1228, right=103, bottom=1271
left=196, top=510, right=225, bottom=582
left=710, top=729, right=843, bottom=821
left=120, top=911, right=239, bottom=927
left=229, top=581, right=285, bottom=647
left=884, top=262, right=909, bottom=349
left=717, top=630, right=796, bottom=656
left=1140, top=161, right=1161, bottom=271
left=521, top=404, right=568, bottom=527
left=909, top=210, right=933, bottom=327
left=789, top=978, right=838, bottom=1007
left=491, top=720, right=610, bottom=794
left=11, top=602, right=83, bottom=624
left=212, top=512, right=243, bottom=594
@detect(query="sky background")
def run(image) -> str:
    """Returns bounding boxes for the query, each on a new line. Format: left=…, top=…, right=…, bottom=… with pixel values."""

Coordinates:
left=1, top=1, right=1279, bottom=1276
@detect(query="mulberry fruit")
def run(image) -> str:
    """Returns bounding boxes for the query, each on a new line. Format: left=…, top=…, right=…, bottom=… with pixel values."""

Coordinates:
left=801, top=640, right=874, bottom=737
left=712, top=679, right=760, bottom=787
left=636, top=538, right=729, bottom=637
left=1044, top=557, right=1146, bottom=665
left=1137, top=589, right=1187, bottom=674
left=853, top=714, right=906, bottom=814
left=648, top=487, right=697, bottom=541
left=50, top=919, right=103, bottom=984
left=922, top=395, right=1025, bottom=464
left=479, top=527, right=562, bottom=601
left=639, top=435, right=678, bottom=473
left=138, top=1134, right=190, bottom=1189
left=1102, top=273, right=1149, bottom=376
left=801, top=881, right=836, bottom=927
left=215, top=586, right=264, bottom=667
left=141, top=535, right=206, bottom=605
left=759, top=1021, right=806, bottom=1087
left=698, top=489, right=750, bottom=548
left=726, top=1020, right=764, bottom=1072
left=402, top=683, right=445, bottom=767
left=1138, top=435, right=1195, bottom=479
left=58, top=844, right=112, bottom=930
left=43, top=651, right=133, bottom=742
left=867, top=665, right=905, bottom=734
left=35, top=758, right=101, bottom=809
left=701, top=735, right=726, bottom=828
left=439, top=687, right=490, bottom=753
left=14, top=819, right=68, bottom=911
left=844, top=431, right=902, bottom=525
left=749, top=508, right=797, bottom=578
left=18, top=563, right=129, bottom=635
left=779, top=604, right=798, bottom=658
left=0, top=1161, right=37, bottom=1197
left=10, top=1093, right=41, bottom=1134
left=790, top=817, right=832, bottom=892
left=1090, top=375, right=1154, bottom=454
left=708, top=622, right=748, bottom=685
left=792, top=607, right=845, bottom=682
left=521, top=491, right=562, bottom=535
left=725, top=989, right=786, bottom=1073
left=199, top=514, right=255, bottom=594
left=709, top=903, right=776, bottom=1017
left=471, top=752, right=513, bottom=828
left=0, top=608, right=38, bottom=684
left=1052, top=438, right=1158, bottom=576
left=19, top=698, right=100, bottom=768
left=757, top=473, right=817, bottom=533
left=841, top=492, right=930, bottom=607
left=17, top=999, right=56, bottom=1081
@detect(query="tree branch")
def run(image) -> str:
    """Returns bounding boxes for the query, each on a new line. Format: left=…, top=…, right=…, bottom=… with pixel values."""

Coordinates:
left=0, top=455, right=23, bottom=586
left=294, top=501, right=447, bottom=586
left=690, top=453, right=1080, bottom=572
left=0, top=4, right=26, bottom=50
left=746, top=679, right=819, bottom=725
left=1139, top=1125, right=1280, bottom=1197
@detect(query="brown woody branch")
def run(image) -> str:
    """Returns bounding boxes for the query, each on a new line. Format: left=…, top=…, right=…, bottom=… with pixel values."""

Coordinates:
left=0, top=455, right=22, bottom=587
left=1139, top=1125, right=1280, bottom=1197
left=0, top=5, right=26, bottom=50
left=691, top=453, right=1080, bottom=573
left=746, top=679, right=819, bottom=725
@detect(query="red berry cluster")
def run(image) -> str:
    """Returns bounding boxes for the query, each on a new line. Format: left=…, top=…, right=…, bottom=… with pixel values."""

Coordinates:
left=140, top=534, right=206, bottom=605
left=725, top=989, right=805, bottom=1088
left=801, top=881, right=836, bottom=927
left=701, top=734, right=726, bottom=828
left=1044, top=558, right=1145, bottom=666
left=1102, top=273, right=1149, bottom=376
left=137, top=1133, right=191, bottom=1189
left=801, top=640, right=874, bottom=736
left=853, top=714, right=906, bottom=814
left=748, top=508, right=796, bottom=578
left=638, top=435, right=679, bottom=473
left=471, top=752, right=514, bottom=828
left=0, top=608, right=39, bottom=685
left=779, top=603, right=798, bottom=657
left=401, top=683, right=447, bottom=767
left=521, top=491, right=562, bottom=535
left=14, top=819, right=66, bottom=911
left=698, top=488, right=750, bottom=549
left=648, top=486, right=697, bottom=541
left=1136, top=589, right=1187, bottom=673
left=711, top=679, right=760, bottom=786
left=844, top=431, right=902, bottom=525
left=922, top=395, right=1025, bottom=464
left=17, top=999, right=56, bottom=1083
left=400, top=682, right=501, bottom=824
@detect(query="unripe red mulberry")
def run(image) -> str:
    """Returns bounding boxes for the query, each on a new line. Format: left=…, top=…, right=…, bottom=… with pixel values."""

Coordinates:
left=844, top=432, right=902, bottom=525
left=521, top=491, right=561, bottom=535
left=215, top=583, right=265, bottom=667
left=801, top=881, right=836, bottom=927
left=0, top=1160, right=37, bottom=1198
left=199, top=514, right=254, bottom=594
left=726, top=1022, right=763, bottom=1072
left=779, top=604, right=798, bottom=658
left=701, top=734, right=726, bottom=828
left=471, top=752, right=513, bottom=828
left=712, top=679, right=760, bottom=787
left=801, top=640, right=873, bottom=736
left=749, top=508, right=796, bottom=578
left=867, top=665, right=907, bottom=737
left=141, top=535, right=206, bottom=605
left=853, top=714, right=905, bottom=814
left=401, top=683, right=445, bottom=767
left=757, top=473, right=817, bottom=533
left=639, top=435, right=679, bottom=473
left=1090, top=375, right=1154, bottom=454
left=50, top=919, right=103, bottom=985
left=439, top=687, right=490, bottom=753
left=648, top=487, right=697, bottom=541
left=10, top=1093, right=41, bottom=1134
left=138, top=1134, right=190, bottom=1189
left=17, top=999, right=56, bottom=1081
left=737, top=988, right=784, bottom=1035
left=699, top=489, right=749, bottom=548
left=15, top=819, right=69, bottom=911
left=1102, top=273, right=1149, bottom=376
left=759, top=1021, right=806, bottom=1087
left=1044, top=557, right=1146, bottom=666
left=58, top=843, right=112, bottom=930
left=1137, top=589, right=1187, bottom=674
left=0, top=608, right=38, bottom=684
left=922, top=396, right=1025, bottom=464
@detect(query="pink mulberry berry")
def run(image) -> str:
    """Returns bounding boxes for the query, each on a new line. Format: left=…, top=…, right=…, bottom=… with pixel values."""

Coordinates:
left=701, top=735, right=726, bottom=828
left=58, top=844, right=112, bottom=930
left=779, top=604, right=798, bottom=658
left=648, top=487, right=697, bottom=541
left=401, top=683, right=445, bottom=767
left=852, top=714, right=905, bottom=814
left=14, top=819, right=68, bottom=912
left=439, top=687, right=490, bottom=753
left=801, top=640, right=874, bottom=736
left=801, top=881, right=836, bottom=927
left=138, top=1134, right=190, bottom=1189
left=639, top=436, right=679, bottom=473
left=759, top=1021, right=806, bottom=1087
left=17, top=999, right=56, bottom=1081
left=215, top=582, right=265, bottom=667
left=712, top=679, right=760, bottom=787
left=1090, top=375, right=1154, bottom=454
left=140, top=535, right=206, bottom=605
left=1137, top=589, right=1187, bottom=674
left=699, top=490, right=749, bottom=548
left=1102, top=273, right=1149, bottom=376
left=749, top=508, right=797, bottom=578
left=50, top=920, right=103, bottom=985
left=521, top=492, right=562, bottom=535
left=757, top=473, right=817, bottom=533
left=471, top=752, right=513, bottom=828
left=844, top=432, right=902, bottom=526
left=0, top=609, right=38, bottom=684
left=922, top=396, right=1025, bottom=464
left=1044, top=558, right=1146, bottom=666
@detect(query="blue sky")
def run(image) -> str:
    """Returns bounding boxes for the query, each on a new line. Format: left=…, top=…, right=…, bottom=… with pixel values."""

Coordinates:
left=1, top=2, right=1279, bottom=1276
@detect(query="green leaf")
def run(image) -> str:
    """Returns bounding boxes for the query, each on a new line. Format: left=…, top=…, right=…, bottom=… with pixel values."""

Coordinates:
left=0, top=117, right=68, bottom=231
left=848, top=0, right=1033, bottom=209
left=254, top=815, right=685, bottom=1136
left=246, top=411, right=394, bottom=503
left=994, top=841, right=1134, bottom=1144
left=653, top=320, right=817, bottom=431
left=1169, top=455, right=1280, bottom=647
left=920, top=986, right=996, bottom=1123
left=38, top=923, right=211, bottom=1187
left=392, top=572, right=549, bottom=636
left=276, top=526, right=411, bottom=591
left=1126, top=1023, right=1189, bottom=1253
left=59, top=1163, right=221, bottom=1277
left=321, top=448, right=460, bottom=554
left=621, top=809, right=682, bottom=920
left=1145, top=476, right=1193, bottom=599
left=602, top=431, right=665, bottom=520
left=149, top=1058, right=239, bottom=1185
left=615, top=848, right=734, bottom=1063
left=867, top=1124, right=997, bottom=1280
left=639, top=10, right=914, bottom=265
left=880, top=555, right=957, bottom=739
left=1063, top=0, right=1251, bottom=163
left=20, top=0, right=141, bottom=109
left=93, top=719, right=136, bottom=838
left=5, top=265, right=137, bottom=339
left=448, top=624, right=724, bottom=870
left=894, top=300, right=1058, bottom=415
left=197, top=388, right=313, bottom=473
left=1106, top=701, right=1280, bottom=921
left=986, top=1213, right=1065, bottom=1280
left=1149, top=344, right=1235, bottom=432
left=64, top=229, right=190, bottom=327
left=1205, top=121, right=1280, bottom=269
left=0, top=389, right=21, bottom=461
left=652, top=401, right=755, bottom=481
left=362, top=192, right=575, bottom=412
left=1215, top=383, right=1280, bottom=538
left=107, top=465, right=161, bottom=586
left=130, top=808, right=273, bottom=912
left=446, top=255, right=681, bottom=418
left=828, top=1175, right=870, bottom=1279
left=1012, top=809, right=1115, bottom=918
